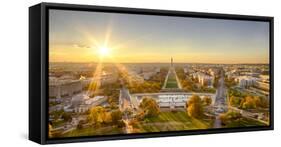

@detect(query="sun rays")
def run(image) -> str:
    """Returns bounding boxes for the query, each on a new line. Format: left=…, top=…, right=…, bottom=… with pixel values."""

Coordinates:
left=83, top=22, right=144, bottom=95
left=67, top=19, right=161, bottom=96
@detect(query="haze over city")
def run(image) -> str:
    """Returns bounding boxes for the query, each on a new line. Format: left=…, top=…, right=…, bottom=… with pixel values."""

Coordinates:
left=49, top=10, right=269, bottom=64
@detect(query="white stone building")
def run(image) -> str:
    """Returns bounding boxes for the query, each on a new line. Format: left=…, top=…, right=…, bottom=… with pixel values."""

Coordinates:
left=192, top=72, right=214, bottom=88
left=49, top=77, right=83, bottom=98
left=235, top=76, right=257, bottom=88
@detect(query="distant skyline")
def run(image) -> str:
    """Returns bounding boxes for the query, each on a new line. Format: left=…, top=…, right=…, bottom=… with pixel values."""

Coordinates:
left=49, top=9, right=270, bottom=64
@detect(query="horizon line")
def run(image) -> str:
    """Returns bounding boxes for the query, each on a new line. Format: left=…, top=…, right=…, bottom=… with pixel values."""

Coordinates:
left=49, top=61, right=269, bottom=65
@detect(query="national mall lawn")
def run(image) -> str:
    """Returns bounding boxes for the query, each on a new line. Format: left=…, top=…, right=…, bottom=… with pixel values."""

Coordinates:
left=63, top=110, right=264, bottom=137
left=63, top=111, right=212, bottom=137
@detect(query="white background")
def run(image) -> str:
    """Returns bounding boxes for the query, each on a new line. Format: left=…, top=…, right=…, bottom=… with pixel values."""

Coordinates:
left=0, top=0, right=279, bottom=146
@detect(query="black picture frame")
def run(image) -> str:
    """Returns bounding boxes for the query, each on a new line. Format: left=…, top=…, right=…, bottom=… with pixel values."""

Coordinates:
left=29, top=2, right=274, bottom=144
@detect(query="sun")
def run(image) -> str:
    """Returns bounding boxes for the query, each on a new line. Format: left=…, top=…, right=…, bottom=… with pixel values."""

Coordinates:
left=98, top=46, right=110, bottom=56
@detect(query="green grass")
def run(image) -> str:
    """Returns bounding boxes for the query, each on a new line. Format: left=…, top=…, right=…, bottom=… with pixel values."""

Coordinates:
left=225, top=117, right=267, bottom=128
left=166, top=81, right=179, bottom=88
left=62, top=126, right=124, bottom=138
left=165, top=74, right=179, bottom=88
left=56, top=112, right=266, bottom=137
left=134, top=111, right=213, bottom=133
left=52, top=120, right=65, bottom=128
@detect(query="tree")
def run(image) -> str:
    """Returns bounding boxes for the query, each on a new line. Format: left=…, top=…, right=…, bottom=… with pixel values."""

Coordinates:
left=202, top=96, right=212, bottom=106
left=88, top=106, right=107, bottom=127
left=116, top=120, right=125, bottom=128
left=62, top=112, right=72, bottom=122
left=135, top=111, right=145, bottom=121
left=228, top=88, right=245, bottom=98
left=235, top=95, right=269, bottom=109
left=220, top=111, right=242, bottom=125
left=229, top=96, right=241, bottom=107
left=139, top=97, right=160, bottom=118
left=186, top=95, right=204, bottom=118
left=104, top=112, right=112, bottom=124
left=77, top=120, right=84, bottom=130
left=110, top=109, right=124, bottom=128
left=129, top=119, right=140, bottom=127
left=111, top=110, right=123, bottom=124
left=242, top=96, right=256, bottom=109
left=50, top=110, right=64, bottom=120
left=108, top=96, right=118, bottom=109
left=213, top=77, right=219, bottom=88
left=225, top=77, right=237, bottom=88
left=254, top=96, right=269, bottom=108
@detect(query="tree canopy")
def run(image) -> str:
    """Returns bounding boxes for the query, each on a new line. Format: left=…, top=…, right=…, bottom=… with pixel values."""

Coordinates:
left=202, top=96, right=212, bottom=106
left=186, top=95, right=204, bottom=118
left=220, top=111, right=242, bottom=125
left=139, top=97, right=160, bottom=118
left=88, top=106, right=108, bottom=127
left=111, top=109, right=123, bottom=124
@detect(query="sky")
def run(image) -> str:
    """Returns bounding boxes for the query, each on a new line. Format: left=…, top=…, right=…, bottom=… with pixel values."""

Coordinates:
left=49, top=9, right=270, bottom=64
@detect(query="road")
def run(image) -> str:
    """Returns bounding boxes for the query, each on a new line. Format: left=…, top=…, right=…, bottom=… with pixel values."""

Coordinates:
left=119, top=86, right=135, bottom=133
left=215, top=70, right=227, bottom=106
left=213, top=69, right=228, bottom=128
left=119, top=87, right=132, bottom=111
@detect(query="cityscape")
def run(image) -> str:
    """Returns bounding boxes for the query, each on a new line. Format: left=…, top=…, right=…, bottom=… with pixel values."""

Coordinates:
left=48, top=10, right=270, bottom=138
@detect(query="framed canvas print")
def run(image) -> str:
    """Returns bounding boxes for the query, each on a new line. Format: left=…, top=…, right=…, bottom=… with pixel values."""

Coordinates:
left=29, top=2, right=274, bottom=144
